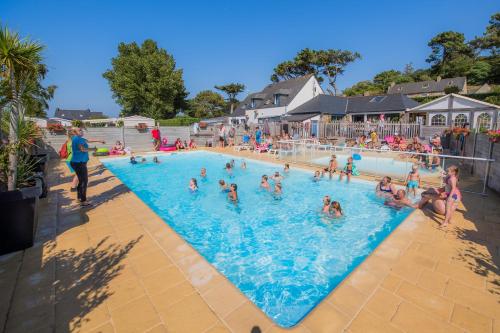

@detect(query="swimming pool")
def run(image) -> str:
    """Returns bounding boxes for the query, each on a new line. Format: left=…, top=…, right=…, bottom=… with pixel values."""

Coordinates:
left=102, top=151, right=413, bottom=327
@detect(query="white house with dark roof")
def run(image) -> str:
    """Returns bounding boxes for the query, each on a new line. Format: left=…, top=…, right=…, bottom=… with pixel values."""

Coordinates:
left=407, top=93, right=500, bottom=129
left=231, top=74, right=323, bottom=124
left=54, top=108, right=105, bottom=120
left=388, top=77, right=467, bottom=97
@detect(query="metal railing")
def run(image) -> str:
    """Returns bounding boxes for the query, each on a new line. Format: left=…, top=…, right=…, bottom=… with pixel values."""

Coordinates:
left=276, top=140, right=495, bottom=196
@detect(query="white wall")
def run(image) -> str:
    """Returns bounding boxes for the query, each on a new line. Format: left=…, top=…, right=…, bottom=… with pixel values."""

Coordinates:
left=246, top=106, right=286, bottom=124
left=287, top=76, right=323, bottom=110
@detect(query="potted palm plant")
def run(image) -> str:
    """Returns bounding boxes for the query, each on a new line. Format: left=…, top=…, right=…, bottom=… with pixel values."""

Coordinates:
left=0, top=25, right=46, bottom=255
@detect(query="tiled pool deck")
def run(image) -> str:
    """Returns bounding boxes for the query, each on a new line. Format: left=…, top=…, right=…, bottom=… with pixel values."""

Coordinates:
left=1, top=147, right=499, bottom=333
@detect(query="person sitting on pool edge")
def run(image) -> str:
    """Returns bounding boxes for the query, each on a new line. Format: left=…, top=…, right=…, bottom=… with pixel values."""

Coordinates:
left=385, top=189, right=416, bottom=209
left=329, top=201, right=343, bottom=217
left=339, top=156, right=359, bottom=182
left=322, top=195, right=331, bottom=213
left=189, top=178, right=198, bottom=192
left=260, top=175, right=270, bottom=190
left=228, top=183, right=238, bottom=202
left=323, top=155, right=338, bottom=179
left=219, top=179, right=230, bottom=192
left=376, top=176, right=397, bottom=197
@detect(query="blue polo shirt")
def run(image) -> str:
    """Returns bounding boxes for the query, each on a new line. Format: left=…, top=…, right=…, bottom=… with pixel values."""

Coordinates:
left=71, top=136, right=89, bottom=163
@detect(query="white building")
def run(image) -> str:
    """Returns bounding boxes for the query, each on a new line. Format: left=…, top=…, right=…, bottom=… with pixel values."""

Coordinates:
left=408, top=94, right=500, bottom=129
left=231, top=74, right=323, bottom=124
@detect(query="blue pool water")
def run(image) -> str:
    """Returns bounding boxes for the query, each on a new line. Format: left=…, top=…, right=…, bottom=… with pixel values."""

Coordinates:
left=102, top=151, right=413, bottom=327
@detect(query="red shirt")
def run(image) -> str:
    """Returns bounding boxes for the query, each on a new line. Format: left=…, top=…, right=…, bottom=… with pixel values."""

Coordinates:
left=152, top=129, right=160, bottom=140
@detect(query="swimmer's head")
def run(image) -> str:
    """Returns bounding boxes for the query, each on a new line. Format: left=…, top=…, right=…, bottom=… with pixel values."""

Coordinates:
left=230, top=183, right=237, bottom=191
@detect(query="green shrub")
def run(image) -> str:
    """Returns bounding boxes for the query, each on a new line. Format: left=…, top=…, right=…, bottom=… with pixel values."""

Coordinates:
left=158, top=117, right=200, bottom=126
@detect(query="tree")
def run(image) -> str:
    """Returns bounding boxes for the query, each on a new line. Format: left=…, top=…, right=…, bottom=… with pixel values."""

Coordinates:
left=470, top=12, right=499, bottom=56
left=187, top=90, right=226, bottom=118
left=214, top=83, right=245, bottom=114
left=373, top=70, right=413, bottom=92
left=271, top=48, right=361, bottom=95
left=444, top=86, right=460, bottom=94
left=103, top=39, right=187, bottom=120
left=0, top=26, right=44, bottom=190
left=426, top=31, right=475, bottom=75
left=467, top=61, right=492, bottom=84
left=343, top=80, right=382, bottom=96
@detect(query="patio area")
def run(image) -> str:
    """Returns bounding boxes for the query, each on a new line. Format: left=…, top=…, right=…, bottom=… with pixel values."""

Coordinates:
left=1, top=148, right=499, bottom=333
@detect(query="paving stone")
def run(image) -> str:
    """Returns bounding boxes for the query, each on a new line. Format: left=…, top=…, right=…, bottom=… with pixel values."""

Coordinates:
left=348, top=309, right=403, bottom=333
left=365, top=288, right=402, bottom=320
left=391, top=302, right=462, bottom=333
left=110, top=295, right=161, bottom=332
left=301, top=302, right=349, bottom=333
left=396, top=281, right=454, bottom=320
left=451, top=303, right=493, bottom=333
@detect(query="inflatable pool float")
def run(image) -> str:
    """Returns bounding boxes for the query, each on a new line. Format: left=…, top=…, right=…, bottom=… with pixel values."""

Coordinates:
left=94, top=148, right=109, bottom=156
left=110, top=149, right=125, bottom=155
left=353, top=153, right=362, bottom=160
left=159, top=144, right=177, bottom=152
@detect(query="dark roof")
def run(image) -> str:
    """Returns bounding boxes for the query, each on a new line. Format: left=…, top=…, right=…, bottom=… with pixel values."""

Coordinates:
left=287, top=93, right=418, bottom=116
left=54, top=108, right=104, bottom=120
left=289, top=94, right=347, bottom=115
left=233, top=74, right=314, bottom=116
left=387, top=77, right=466, bottom=95
left=282, top=113, right=319, bottom=122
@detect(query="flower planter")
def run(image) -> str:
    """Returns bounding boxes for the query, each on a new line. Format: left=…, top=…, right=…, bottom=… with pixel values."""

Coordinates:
left=489, top=137, right=499, bottom=143
left=0, top=180, right=41, bottom=255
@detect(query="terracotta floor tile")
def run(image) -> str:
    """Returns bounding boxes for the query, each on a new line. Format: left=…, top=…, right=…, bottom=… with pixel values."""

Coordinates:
left=265, top=324, right=311, bottom=332
left=451, top=303, right=493, bottom=333
left=348, top=309, right=403, bottom=333
left=105, top=274, right=147, bottom=311
left=389, top=260, right=424, bottom=284
left=365, top=288, right=402, bottom=320
left=150, top=281, right=197, bottom=314
left=301, top=302, right=349, bottom=333
left=445, top=279, right=500, bottom=319
left=130, top=249, right=174, bottom=277
left=436, top=261, right=487, bottom=291
left=345, top=267, right=383, bottom=295
left=145, top=323, right=168, bottom=333
left=202, top=280, right=247, bottom=317
left=395, top=281, right=454, bottom=320
left=416, top=269, right=449, bottom=295
left=86, top=321, right=115, bottom=333
left=326, top=284, right=369, bottom=317
left=381, top=274, right=402, bottom=292
left=160, top=293, right=219, bottom=333
left=204, top=321, right=232, bottom=333
left=224, top=302, right=274, bottom=333
left=391, top=302, right=462, bottom=333
left=110, top=295, right=161, bottom=333
left=55, top=300, right=109, bottom=333
left=142, top=265, right=187, bottom=296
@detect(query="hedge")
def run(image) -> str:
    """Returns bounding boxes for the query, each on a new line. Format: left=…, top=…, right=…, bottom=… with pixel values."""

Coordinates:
left=158, top=117, right=200, bottom=126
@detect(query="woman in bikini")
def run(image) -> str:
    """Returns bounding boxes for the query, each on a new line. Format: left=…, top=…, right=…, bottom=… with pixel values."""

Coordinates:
left=376, top=176, right=397, bottom=197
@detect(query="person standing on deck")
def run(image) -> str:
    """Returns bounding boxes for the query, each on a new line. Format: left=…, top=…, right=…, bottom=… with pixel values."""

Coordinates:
left=70, top=128, right=105, bottom=207
left=255, top=126, right=262, bottom=145
left=151, top=126, right=161, bottom=151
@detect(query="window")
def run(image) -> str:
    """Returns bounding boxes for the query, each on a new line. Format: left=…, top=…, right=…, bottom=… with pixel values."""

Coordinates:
left=397, top=87, right=402, bottom=91
left=454, top=114, right=468, bottom=127
left=251, top=99, right=257, bottom=108
left=476, top=113, right=492, bottom=130
left=369, top=96, right=386, bottom=103
left=431, top=114, right=446, bottom=126
left=448, top=81, right=454, bottom=86
left=274, top=94, right=281, bottom=106
left=422, top=83, right=429, bottom=89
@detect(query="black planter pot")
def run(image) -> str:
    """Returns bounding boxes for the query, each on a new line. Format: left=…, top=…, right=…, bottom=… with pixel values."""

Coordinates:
left=29, top=153, right=49, bottom=175
left=0, top=186, right=39, bottom=255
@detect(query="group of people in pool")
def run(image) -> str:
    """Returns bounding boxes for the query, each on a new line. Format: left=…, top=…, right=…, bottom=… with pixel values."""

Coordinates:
left=312, top=155, right=360, bottom=182
left=130, top=155, right=161, bottom=164
left=376, top=165, right=461, bottom=226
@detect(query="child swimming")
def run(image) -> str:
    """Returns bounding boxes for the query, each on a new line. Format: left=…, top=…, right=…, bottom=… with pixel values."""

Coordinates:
left=228, top=183, right=238, bottom=202
left=230, top=159, right=235, bottom=168
left=284, top=163, right=290, bottom=173
left=405, top=165, right=421, bottom=197
left=130, top=156, right=137, bottom=164
left=219, top=179, right=229, bottom=192
left=274, top=183, right=282, bottom=195
left=153, top=156, right=160, bottom=164
left=313, top=170, right=321, bottom=182
left=322, top=195, right=331, bottom=213
left=329, top=201, right=343, bottom=217
left=225, top=163, right=233, bottom=176
left=241, top=160, right=246, bottom=169
left=270, top=171, right=284, bottom=183
left=260, top=175, right=270, bottom=190
left=189, top=178, right=198, bottom=192
left=200, top=167, right=207, bottom=178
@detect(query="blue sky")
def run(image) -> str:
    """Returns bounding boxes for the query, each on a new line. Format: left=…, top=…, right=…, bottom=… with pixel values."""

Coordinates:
left=1, top=0, right=498, bottom=117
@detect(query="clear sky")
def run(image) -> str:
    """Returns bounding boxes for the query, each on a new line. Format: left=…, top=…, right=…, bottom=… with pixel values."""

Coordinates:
left=1, top=0, right=498, bottom=117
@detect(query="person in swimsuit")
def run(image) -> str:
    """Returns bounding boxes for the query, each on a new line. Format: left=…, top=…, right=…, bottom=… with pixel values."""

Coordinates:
left=329, top=201, right=343, bottom=217
left=405, top=165, right=421, bottom=197
left=274, top=183, right=282, bottom=196
left=284, top=163, right=290, bottom=174
left=230, top=159, right=235, bottom=168
left=322, top=195, right=331, bottom=213
left=270, top=171, right=284, bottom=183
left=225, top=163, right=233, bottom=176
left=313, top=170, right=321, bottom=182
left=241, top=160, right=247, bottom=169
left=385, top=189, right=416, bottom=208
left=153, top=156, right=160, bottom=164
left=228, top=183, right=238, bottom=202
left=200, top=167, right=207, bottom=178
left=339, top=157, right=355, bottom=182
left=376, top=176, right=397, bottom=197
left=323, top=155, right=338, bottom=179
left=442, top=166, right=461, bottom=227
left=189, top=178, right=198, bottom=192
left=219, top=179, right=230, bottom=192
left=260, top=175, right=270, bottom=190
left=130, top=155, right=138, bottom=164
